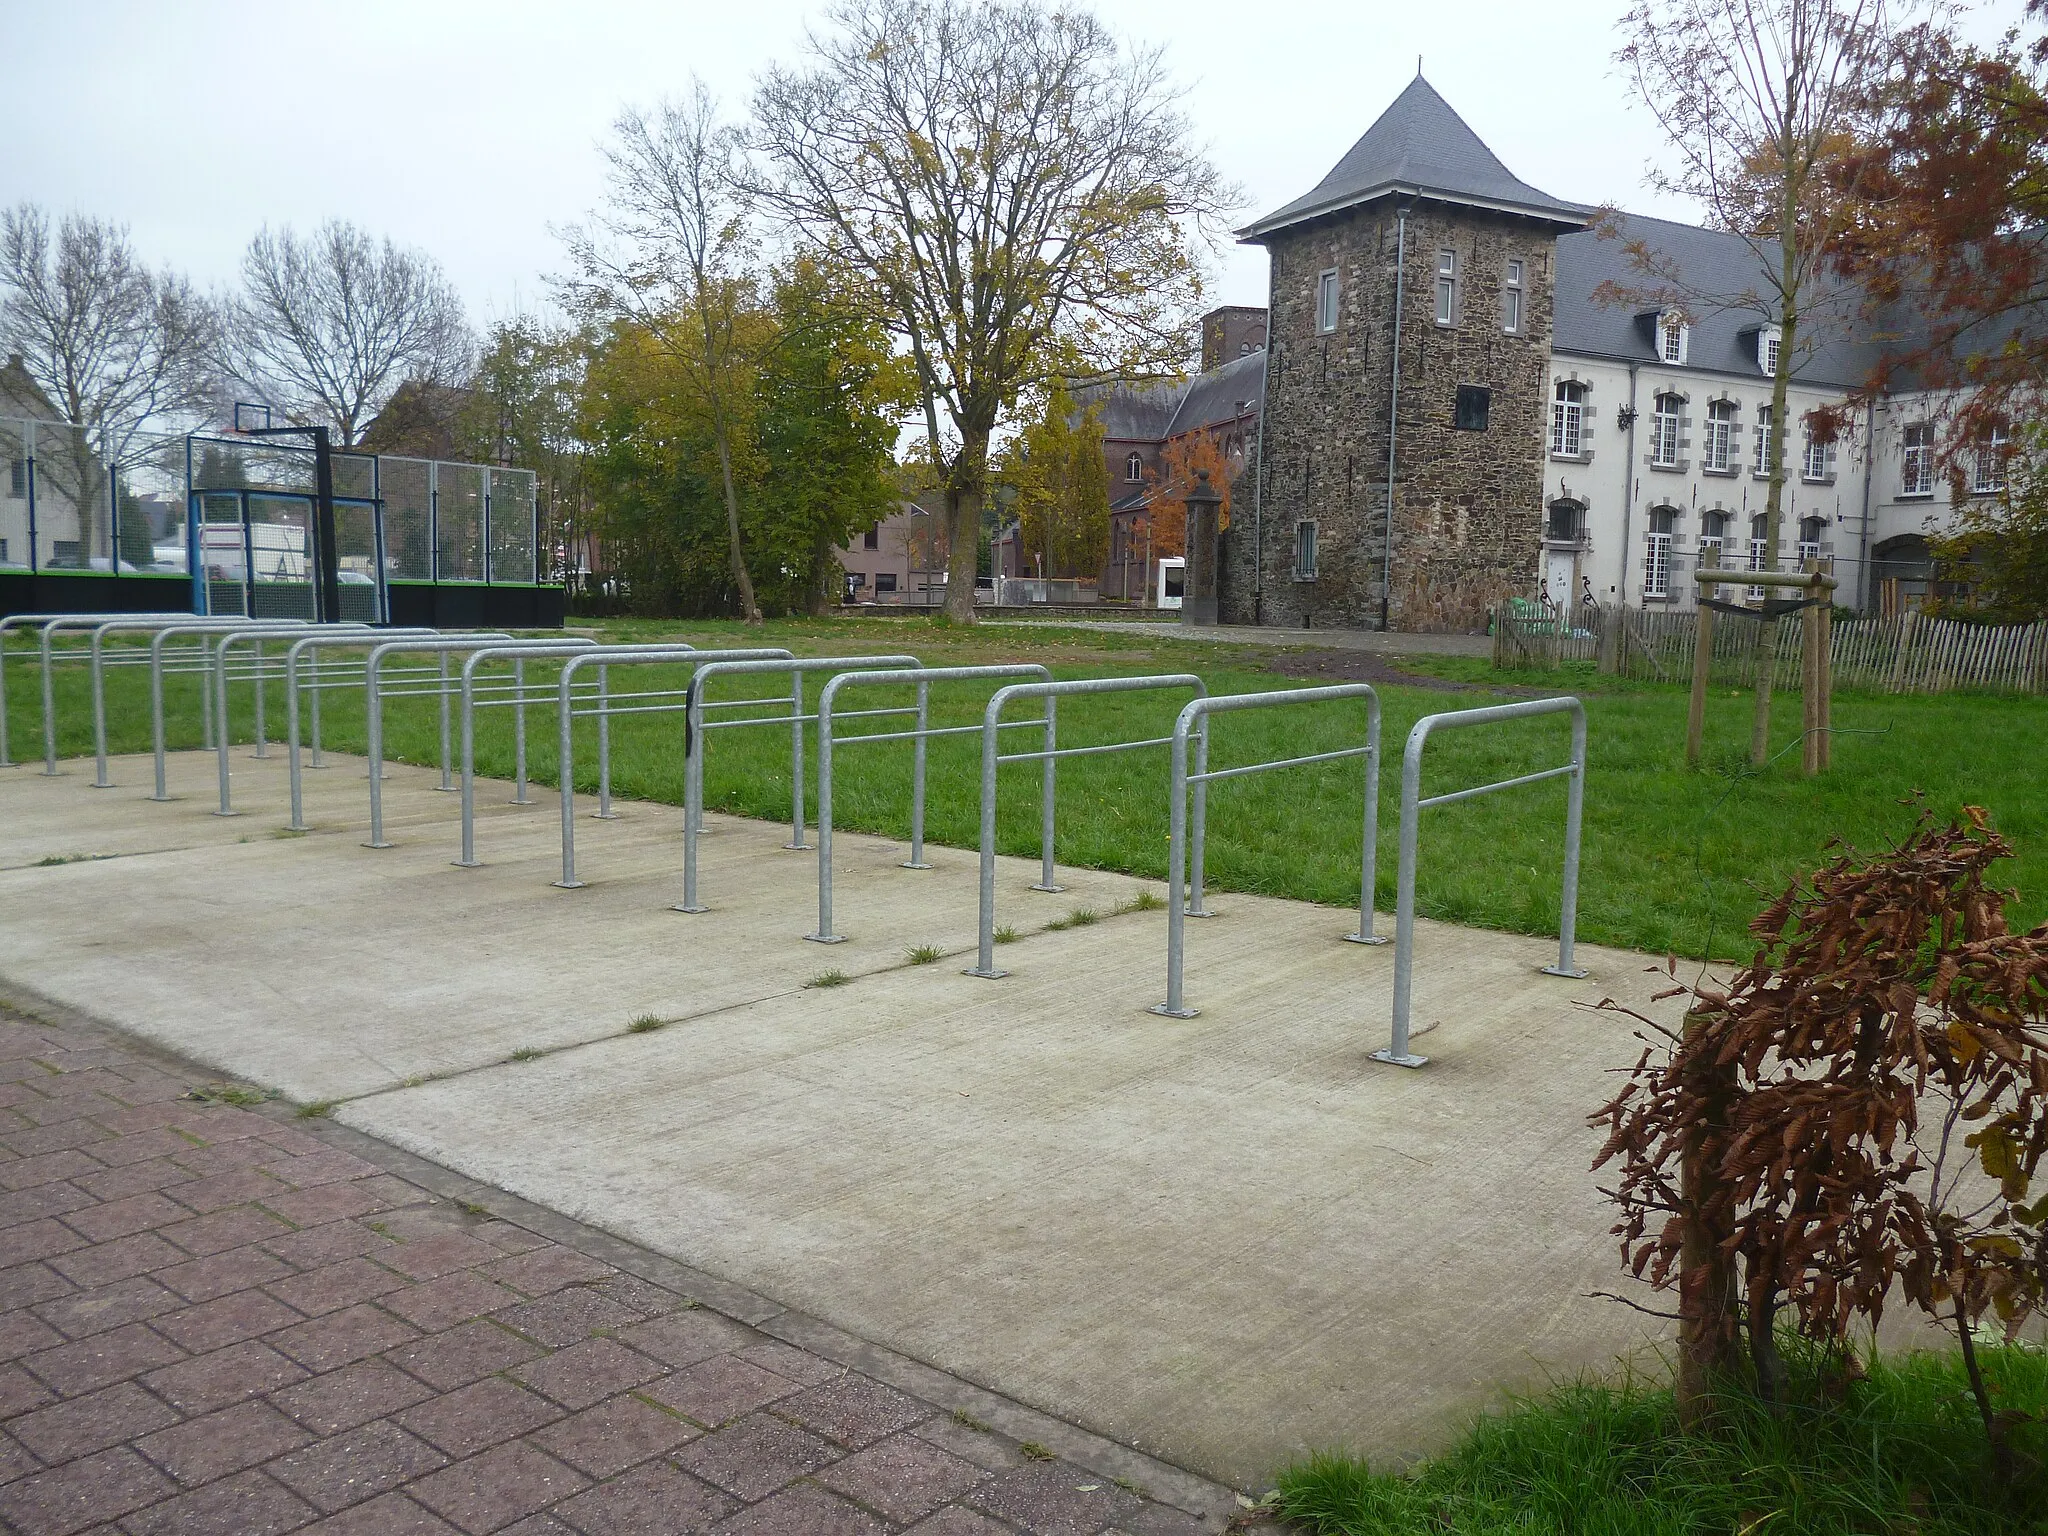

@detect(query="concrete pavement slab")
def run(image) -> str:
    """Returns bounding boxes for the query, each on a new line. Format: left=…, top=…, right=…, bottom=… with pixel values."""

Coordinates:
left=1, top=748, right=1679, bottom=1491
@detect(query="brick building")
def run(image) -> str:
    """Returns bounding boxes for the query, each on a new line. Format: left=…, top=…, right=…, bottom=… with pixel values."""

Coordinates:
left=1079, top=348, right=1265, bottom=603
left=1223, top=75, right=1589, bottom=629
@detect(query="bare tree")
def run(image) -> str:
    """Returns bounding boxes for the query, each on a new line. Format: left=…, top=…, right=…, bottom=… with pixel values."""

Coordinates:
left=1609, top=0, right=1908, bottom=754
left=0, top=204, right=212, bottom=559
left=222, top=220, right=470, bottom=447
left=748, top=0, right=1232, bottom=621
left=558, top=82, right=763, bottom=622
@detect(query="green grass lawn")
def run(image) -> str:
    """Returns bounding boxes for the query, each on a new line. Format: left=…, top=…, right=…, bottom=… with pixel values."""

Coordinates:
left=7, top=615, right=2044, bottom=961
left=1273, top=1341, right=2048, bottom=1535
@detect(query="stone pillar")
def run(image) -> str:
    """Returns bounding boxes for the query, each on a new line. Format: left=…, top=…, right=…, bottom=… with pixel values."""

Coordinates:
left=1182, top=470, right=1222, bottom=627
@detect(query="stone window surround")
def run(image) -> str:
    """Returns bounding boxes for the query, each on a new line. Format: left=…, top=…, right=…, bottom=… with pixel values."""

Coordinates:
left=1293, top=517, right=1320, bottom=581
left=1648, top=388, right=1691, bottom=473
left=1700, top=394, right=1742, bottom=477
left=1899, top=420, right=1937, bottom=499
left=1549, top=372, right=1595, bottom=464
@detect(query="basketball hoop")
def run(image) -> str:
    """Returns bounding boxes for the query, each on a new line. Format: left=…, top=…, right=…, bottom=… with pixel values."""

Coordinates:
left=231, top=402, right=272, bottom=434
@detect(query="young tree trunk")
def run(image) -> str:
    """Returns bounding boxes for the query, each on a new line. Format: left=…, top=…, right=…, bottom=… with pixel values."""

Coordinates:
left=1747, top=1280, right=1786, bottom=1405
left=1752, top=172, right=1803, bottom=765
left=714, top=428, right=761, bottom=624
left=1954, top=1302, right=2014, bottom=1484
left=1676, top=1006, right=1739, bottom=1429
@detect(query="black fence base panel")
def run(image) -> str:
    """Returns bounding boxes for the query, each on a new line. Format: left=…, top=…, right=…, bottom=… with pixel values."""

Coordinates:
left=0, top=572, right=194, bottom=616
left=387, top=584, right=564, bottom=629
left=1, top=573, right=564, bottom=630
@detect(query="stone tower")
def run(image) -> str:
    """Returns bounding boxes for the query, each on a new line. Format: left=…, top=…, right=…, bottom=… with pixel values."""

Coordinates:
left=1222, top=77, right=1588, bottom=630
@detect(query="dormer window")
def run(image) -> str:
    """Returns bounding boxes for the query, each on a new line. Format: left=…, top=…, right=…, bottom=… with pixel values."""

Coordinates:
left=1125, top=452, right=1143, bottom=483
left=1757, top=326, right=1782, bottom=375
left=1659, top=312, right=1688, bottom=365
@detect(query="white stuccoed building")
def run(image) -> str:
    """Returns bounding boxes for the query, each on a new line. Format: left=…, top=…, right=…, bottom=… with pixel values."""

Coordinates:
left=1543, top=212, right=1986, bottom=617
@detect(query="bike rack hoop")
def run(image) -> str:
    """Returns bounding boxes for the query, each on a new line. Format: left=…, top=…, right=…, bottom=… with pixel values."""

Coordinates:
left=1377, top=694, right=1587, bottom=1070
left=1150, top=683, right=1384, bottom=1019
left=968, top=672, right=1210, bottom=978
left=807, top=662, right=1054, bottom=944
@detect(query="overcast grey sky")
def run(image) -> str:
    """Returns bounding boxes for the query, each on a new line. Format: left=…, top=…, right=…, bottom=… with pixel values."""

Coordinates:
left=1, top=0, right=2025, bottom=330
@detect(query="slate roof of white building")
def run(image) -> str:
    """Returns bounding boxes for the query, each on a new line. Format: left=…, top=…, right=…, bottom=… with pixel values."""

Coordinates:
left=1238, top=76, right=1590, bottom=241
left=1553, top=212, right=1885, bottom=387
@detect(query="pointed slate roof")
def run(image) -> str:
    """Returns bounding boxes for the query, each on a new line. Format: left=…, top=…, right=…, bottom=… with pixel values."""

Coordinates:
left=1238, top=76, right=1590, bottom=241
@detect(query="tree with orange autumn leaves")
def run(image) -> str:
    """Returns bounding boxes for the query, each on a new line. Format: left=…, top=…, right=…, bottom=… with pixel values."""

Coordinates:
left=1139, top=430, right=1234, bottom=560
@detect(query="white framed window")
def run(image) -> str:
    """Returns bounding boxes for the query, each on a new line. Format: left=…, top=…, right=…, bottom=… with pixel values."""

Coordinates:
left=1797, top=515, right=1827, bottom=568
left=1551, top=381, right=1587, bottom=457
left=1125, top=452, right=1143, bottom=483
left=1703, top=399, right=1734, bottom=472
left=1660, top=313, right=1687, bottom=364
left=1802, top=421, right=1833, bottom=483
left=1316, top=268, right=1339, bottom=334
left=1434, top=249, right=1457, bottom=326
left=1901, top=422, right=1934, bottom=496
left=1758, top=327, right=1782, bottom=375
left=1644, top=506, right=1676, bottom=599
left=1294, top=519, right=1318, bottom=579
left=1699, top=510, right=1728, bottom=569
left=1650, top=393, right=1682, bottom=467
left=1972, top=426, right=2009, bottom=494
left=1748, top=512, right=1769, bottom=598
left=1502, top=259, right=1524, bottom=333
left=1754, top=405, right=1775, bottom=475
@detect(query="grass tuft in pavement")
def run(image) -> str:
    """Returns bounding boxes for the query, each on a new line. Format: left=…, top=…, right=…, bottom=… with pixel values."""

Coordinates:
left=808, top=970, right=851, bottom=987
left=508, top=1046, right=544, bottom=1062
left=906, top=943, right=943, bottom=964
left=1274, top=1341, right=2048, bottom=1536
left=626, top=1014, right=665, bottom=1033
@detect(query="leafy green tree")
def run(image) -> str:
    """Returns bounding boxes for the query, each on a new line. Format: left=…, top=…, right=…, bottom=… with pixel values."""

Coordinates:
left=748, top=262, right=915, bottom=613
left=561, top=82, right=766, bottom=621
left=748, top=0, right=1232, bottom=620
left=458, top=319, right=592, bottom=584
left=1010, top=386, right=1110, bottom=579
left=580, top=321, right=737, bottom=615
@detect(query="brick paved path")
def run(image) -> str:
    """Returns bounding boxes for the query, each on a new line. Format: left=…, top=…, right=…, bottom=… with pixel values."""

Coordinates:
left=0, top=1004, right=1241, bottom=1535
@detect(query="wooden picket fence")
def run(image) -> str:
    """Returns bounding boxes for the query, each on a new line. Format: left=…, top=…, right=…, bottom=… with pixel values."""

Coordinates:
left=1492, top=602, right=2048, bottom=694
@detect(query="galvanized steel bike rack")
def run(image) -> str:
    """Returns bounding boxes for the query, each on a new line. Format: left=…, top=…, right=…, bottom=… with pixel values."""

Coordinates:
left=808, top=663, right=1054, bottom=944
left=969, top=673, right=1209, bottom=978
left=1, top=611, right=191, bottom=770
left=675, top=654, right=921, bottom=913
left=1378, top=695, right=1586, bottom=1069
left=146, top=622, right=315, bottom=802
left=551, top=646, right=791, bottom=888
left=1152, top=684, right=1385, bottom=1020
left=211, top=625, right=374, bottom=816
left=88, top=616, right=279, bottom=788
left=451, top=640, right=606, bottom=862
left=363, top=636, right=589, bottom=848
left=43, top=612, right=237, bottom=775
left=283, top=629, right=457, bottom=831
